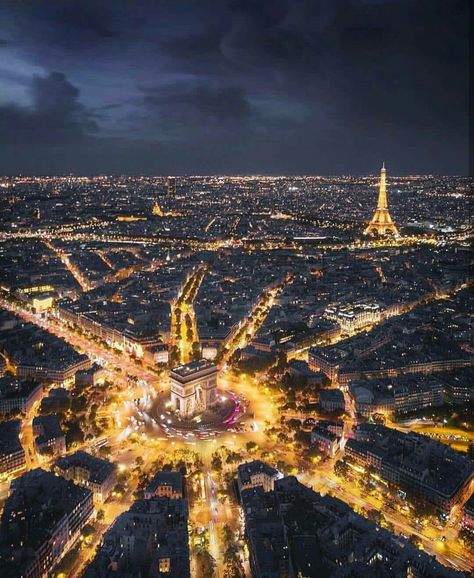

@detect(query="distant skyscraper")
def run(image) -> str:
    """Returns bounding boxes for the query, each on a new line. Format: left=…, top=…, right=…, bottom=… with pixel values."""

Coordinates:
left=167, top=176, right=176, bottom=197
left=364, top=163, right=399, bottom=237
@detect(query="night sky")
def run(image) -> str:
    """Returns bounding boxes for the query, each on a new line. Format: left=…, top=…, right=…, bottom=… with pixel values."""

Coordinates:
left=0, top=0, right=469, bottom=175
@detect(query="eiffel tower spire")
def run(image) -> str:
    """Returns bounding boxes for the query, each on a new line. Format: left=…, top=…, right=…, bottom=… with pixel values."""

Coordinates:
left=364, top=163, right=399, bottom=237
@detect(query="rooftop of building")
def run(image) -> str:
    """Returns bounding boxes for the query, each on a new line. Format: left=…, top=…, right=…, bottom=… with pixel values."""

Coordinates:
left=0, top=420, right=23, bottom=456
left=319, top=388, right=345, bottom=402
left=33, top=414, right=64, bottom=442
left=349, top=424, right=474, bottom=499
left=55, top=450, right=116, bottom=485
left=83, top=496, right=190, bottom=578
left=0, top=377, right=42, bottom=400
left=2, top=468, right=92, bottom=551
left=145, top=470, right=184, bottom=496
left=312, top=425, right=338, bottom=441
left=238, top=460, right=278, bottom=485
left=170, top=359, right=216, bottom=378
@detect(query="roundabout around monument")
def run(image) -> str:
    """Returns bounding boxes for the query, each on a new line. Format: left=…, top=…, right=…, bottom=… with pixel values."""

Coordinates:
left=129, top=384, right=249, bottom=442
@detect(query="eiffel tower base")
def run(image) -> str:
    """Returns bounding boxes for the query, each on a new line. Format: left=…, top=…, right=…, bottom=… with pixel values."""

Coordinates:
left=364, top=209, right=399, bottom=237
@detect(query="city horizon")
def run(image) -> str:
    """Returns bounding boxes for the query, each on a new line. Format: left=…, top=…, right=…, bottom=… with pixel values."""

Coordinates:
left=1, top=169, right=470, bottom=178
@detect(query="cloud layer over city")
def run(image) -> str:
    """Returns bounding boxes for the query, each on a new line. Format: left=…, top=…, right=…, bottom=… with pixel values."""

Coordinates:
left=0, top=0, right=469, bottom=175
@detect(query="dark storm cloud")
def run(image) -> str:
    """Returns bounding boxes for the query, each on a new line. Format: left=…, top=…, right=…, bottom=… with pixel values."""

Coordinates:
left=143, top=82, right=251, bottom=123
left=0, top=0, right=469, bottom=174
left=54, top=3, right=118, bottom=40
left=220, top=0, right=467, bottom=125
left=159, top=30, right=222, bottom=60
left=0, top=72, right=97, bottom=145
left=2, top=0, right=120, bottom=49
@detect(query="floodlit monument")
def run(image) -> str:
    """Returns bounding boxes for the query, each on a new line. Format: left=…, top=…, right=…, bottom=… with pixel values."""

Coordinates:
left=364, top=163, right=399, bottom=237
left=170, top=360, right=218, bottom=418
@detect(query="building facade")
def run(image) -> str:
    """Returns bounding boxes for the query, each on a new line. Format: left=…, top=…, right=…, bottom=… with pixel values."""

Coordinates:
left=1, top=468, right=94, bottom=578
left=0, top=420, right=26, bottom=477
left=55, top=451, right=116, bottom=504
left=84, top=496, right=190, bottom=578
left=144, top=471, right=184, bottom=500
left=237, top=460, right=279, bottom=494
left=0, top=378, right=43, bottom=416
left=33, top=415, right=66, bottom=457
left=345, top=424, right=474, bottom=513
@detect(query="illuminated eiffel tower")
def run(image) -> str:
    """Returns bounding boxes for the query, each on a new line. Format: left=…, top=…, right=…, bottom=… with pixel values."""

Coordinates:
left=364, top=163, right=399, bottom=237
